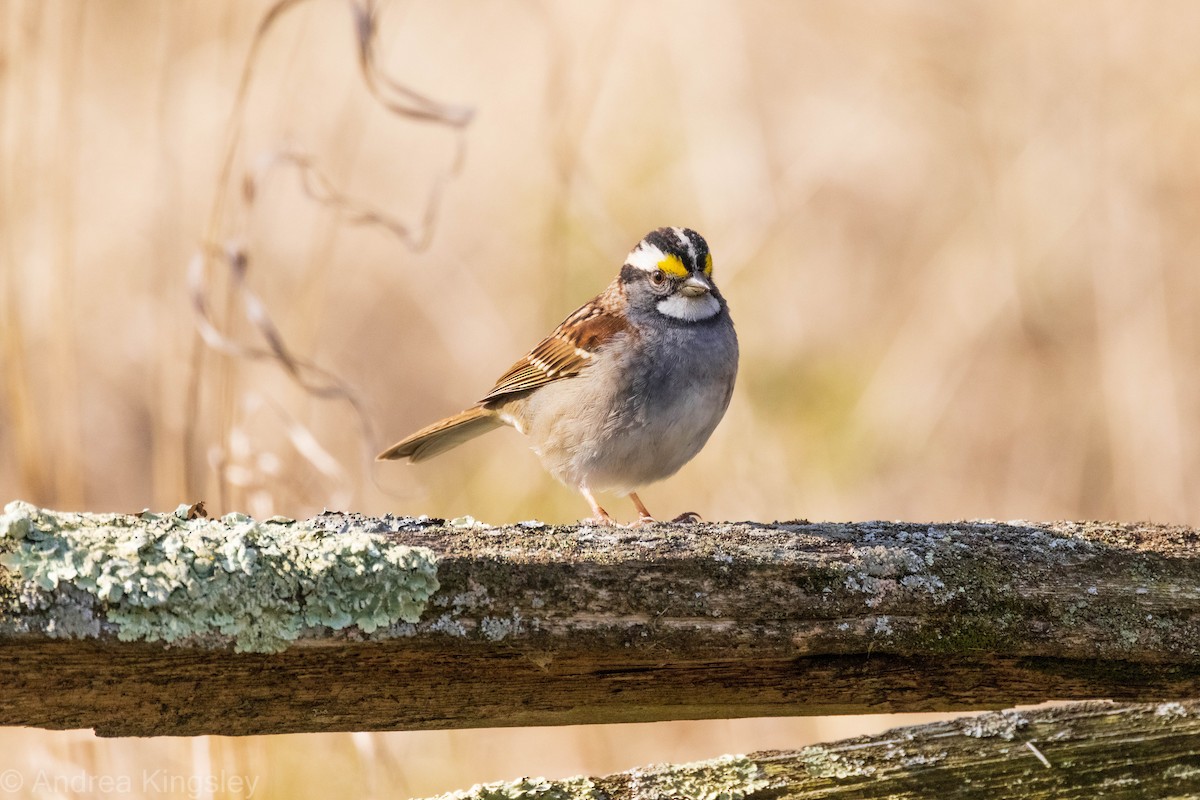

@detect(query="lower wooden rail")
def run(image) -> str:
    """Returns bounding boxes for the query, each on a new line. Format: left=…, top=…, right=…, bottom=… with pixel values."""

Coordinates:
left=416, top=701, right=1200, bottom=800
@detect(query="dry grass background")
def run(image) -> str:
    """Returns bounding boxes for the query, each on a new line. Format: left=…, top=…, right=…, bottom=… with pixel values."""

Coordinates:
left=4, top=0, right=1200, bottom=796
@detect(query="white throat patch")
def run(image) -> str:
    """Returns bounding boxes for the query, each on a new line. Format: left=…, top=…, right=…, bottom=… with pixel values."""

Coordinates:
left=657, top=293, right=720, bottom=322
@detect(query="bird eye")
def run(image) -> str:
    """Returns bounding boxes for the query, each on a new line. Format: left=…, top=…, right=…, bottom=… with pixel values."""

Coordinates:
left=650, top=269, right=667, bottom=286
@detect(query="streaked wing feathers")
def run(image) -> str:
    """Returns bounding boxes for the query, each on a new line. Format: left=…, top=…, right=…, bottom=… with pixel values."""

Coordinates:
left=479, top=299, right=629, bottom=404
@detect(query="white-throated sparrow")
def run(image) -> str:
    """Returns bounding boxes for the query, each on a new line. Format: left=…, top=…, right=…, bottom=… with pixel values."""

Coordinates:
left=378, top=227, right=738, bottom=525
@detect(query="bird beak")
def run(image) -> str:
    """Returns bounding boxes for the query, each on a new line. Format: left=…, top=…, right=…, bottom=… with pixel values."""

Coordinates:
left=679, top=275, right=711, bottom=297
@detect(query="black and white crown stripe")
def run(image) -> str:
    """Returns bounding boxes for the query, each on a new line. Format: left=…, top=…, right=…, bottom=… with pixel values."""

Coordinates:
left=625, top=227, right=710, bottom=275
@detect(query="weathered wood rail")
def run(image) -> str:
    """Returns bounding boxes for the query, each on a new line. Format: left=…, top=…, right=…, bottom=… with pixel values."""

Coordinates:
left=418, top=701, right=1200, bottom=800
left=2, top=501, right=1199, bottom=737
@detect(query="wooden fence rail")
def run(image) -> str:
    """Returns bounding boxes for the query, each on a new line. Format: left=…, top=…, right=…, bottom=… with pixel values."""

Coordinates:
left=2, top=501, right=1199, bottom=737
left=414, top=701, right=1200, bottom=800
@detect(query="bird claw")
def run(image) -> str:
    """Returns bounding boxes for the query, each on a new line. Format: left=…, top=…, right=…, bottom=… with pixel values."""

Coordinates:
left=579, top=487, right=625, bottom=527
left=671, top=511, right=702, bottom=524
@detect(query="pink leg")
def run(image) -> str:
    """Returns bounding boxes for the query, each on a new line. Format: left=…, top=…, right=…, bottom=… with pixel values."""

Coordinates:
left=629, top=492, right=656, bottom=526
left=579, top=486, right=618, bottom=526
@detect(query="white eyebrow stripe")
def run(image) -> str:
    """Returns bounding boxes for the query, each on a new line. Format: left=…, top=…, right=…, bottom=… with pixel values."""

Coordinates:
left=671, top=226, right=697, bottom=270
left=626, top=241, right=667, bottom=273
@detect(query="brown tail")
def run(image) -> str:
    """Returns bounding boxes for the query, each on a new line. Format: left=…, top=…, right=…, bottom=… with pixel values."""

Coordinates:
left=376, top=406, right=502, bottom=463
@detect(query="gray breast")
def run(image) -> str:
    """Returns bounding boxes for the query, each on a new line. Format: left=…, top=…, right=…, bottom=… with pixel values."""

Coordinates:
left=588, top=317, right=739, bottom=492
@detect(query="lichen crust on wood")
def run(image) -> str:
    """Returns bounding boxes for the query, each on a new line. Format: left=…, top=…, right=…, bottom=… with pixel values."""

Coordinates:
left=0, top=500, right=440, bottom=652
left=7, top=502, right=1200, bottom=662
left=428, top=754, right=766, bottom=800
left=6, top=502, right=1200, bottom=734
left=414, top=702, right=1200, bottom=800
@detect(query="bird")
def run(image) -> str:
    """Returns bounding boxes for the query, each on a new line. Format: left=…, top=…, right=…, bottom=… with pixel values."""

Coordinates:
left=378, top=227, right=738, bottom=525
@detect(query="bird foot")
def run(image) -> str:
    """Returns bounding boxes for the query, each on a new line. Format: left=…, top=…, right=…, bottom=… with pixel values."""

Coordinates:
left=671, top=511, right=703, bottom=524
left=631, top=515, right=657, bottom=528
left=579, top=487, right=623, bottom=526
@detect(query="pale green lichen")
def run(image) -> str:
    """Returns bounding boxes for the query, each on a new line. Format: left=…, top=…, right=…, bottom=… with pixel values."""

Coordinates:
left=797, top=746, right=877, bottom=780
left=1155, top=702, right=1189, bottom=719
left=480, top=610, right=525, bottom=642
left=0, top=501, right=439, bottom=653
left=426, top=756, right=767, bottom=800
left=958, top=710, right=1029, bottom=740
left=430, top=776, right=601, bottom=800
left=844, top=542, right=948, bottom=603
left=628, top=754, right=769, bottom=800
left=1164, top=763, right=1200, bottom=780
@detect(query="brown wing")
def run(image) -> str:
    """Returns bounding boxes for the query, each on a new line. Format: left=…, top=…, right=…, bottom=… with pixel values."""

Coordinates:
left=479, top=294, right=631, bottom=405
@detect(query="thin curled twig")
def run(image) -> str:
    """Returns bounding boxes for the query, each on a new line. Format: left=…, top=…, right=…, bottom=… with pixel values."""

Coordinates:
left=184, top=0, right=473, bottom=510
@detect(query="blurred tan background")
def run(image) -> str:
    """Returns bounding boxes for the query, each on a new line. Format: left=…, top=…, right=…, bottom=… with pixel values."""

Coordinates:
left=4, top=0, right=1200, bottom=796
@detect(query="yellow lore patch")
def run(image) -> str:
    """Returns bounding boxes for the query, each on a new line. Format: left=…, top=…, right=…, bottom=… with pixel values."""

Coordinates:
left=704, top=252, right=713, bottom=276
left=657, top=253, right=689, bottom=278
